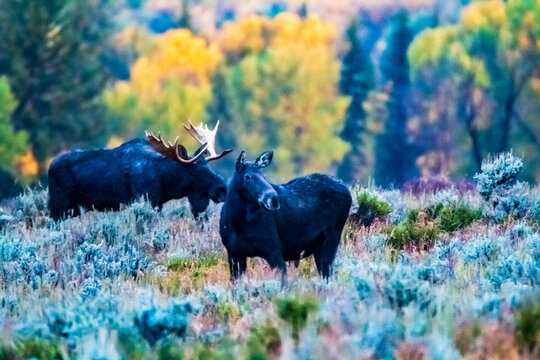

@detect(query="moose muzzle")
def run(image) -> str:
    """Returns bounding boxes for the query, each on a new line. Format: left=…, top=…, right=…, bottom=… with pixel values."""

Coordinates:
left=258, top=190, right=280, bottom=211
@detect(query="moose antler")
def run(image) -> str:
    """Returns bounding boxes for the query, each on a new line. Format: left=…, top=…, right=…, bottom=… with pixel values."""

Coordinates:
left=145, top=131, right=208, bottom=164
left=183, top=120, right=232, bottom=162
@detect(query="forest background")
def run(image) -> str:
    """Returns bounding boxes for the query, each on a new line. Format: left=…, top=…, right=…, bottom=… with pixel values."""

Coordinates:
left=0, top=0, right=538, bottom=197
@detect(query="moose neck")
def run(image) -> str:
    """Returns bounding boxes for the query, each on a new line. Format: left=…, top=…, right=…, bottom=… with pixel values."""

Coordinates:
left=159, top=160, right=191, bottom=201
left=227, top=175, right=266, bottom=222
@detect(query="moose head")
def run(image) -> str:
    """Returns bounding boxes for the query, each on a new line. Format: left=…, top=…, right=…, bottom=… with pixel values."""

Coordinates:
left=232, top=151, right=280, bottom=211
left=145, top=121, right=232, bottom=217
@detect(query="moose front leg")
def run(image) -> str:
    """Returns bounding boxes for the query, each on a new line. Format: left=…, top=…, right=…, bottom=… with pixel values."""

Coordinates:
left=265, top=252, right=287, bottom=286
left=228, top=254, right=247, bottom=281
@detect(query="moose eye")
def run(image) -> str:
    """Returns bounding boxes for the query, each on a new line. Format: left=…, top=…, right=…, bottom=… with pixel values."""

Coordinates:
left=244, top=174, right=252, bottom=182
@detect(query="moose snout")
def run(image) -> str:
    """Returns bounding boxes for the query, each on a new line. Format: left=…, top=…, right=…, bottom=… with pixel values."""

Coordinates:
left=259, top=191, right=280, bottom=211
left=210, top=185, right=227, bottom=203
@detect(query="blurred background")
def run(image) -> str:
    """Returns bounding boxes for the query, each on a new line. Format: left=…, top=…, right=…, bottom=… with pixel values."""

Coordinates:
left=0, top=0, right=538, bottom=198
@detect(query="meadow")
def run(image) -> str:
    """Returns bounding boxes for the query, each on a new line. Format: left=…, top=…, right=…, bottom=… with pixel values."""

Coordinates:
left=0, top=153, right=539, bottom=360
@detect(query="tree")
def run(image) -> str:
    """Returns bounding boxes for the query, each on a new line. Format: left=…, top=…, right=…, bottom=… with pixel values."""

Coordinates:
left=178, top=0, right=193, bottom=30
left=213, top=14, right=349, bottom=179
left=0, top=77, right=29, bottom=173
left=0, top=0, right=112, bottom=176
left=409, top=0, right=540, bottom=180
left=408, top=25, right=489, bottom=174
left=374, top=10, right=418, bottom=188
left=105, top=29, right=222, bottom=143
left=206, top=66, right=237, bottom=176
left=337, top=17, right=375, bottom=183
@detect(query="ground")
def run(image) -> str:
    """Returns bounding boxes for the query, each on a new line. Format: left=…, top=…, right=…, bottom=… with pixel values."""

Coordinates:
left=0, top=185, right=539, bottom=359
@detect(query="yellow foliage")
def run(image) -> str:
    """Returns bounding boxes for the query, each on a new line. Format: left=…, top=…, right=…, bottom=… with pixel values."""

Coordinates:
left=223, top=13, right=347, bottom=177
left=462, top=0, right=507, bottom=30
left=16, top=151, right=38, bottom=178
left=217, top=15, right=267, bottom=55
left=106, top=136, right=125, bottom=149
left=216, top=13, right=337, bottom=59
left=131, top=29, right=222, bottom=95
left=271, top=13, right=337, bottom=49
left=106, top=13, right=347, bottom=176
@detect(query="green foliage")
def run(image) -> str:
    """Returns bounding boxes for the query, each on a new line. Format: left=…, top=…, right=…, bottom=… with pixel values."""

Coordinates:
left=14, top=338, right=63, bottom=360
left=0, top=0, right=112, bottom=174
left=246, top=321, right=281, bottom=360
left=157, top=340, right=185, bottom=360
left=275, top=295, right=318, bottom=344
left=0, top=77, right=29, bottom=173
left=350, top=188, right=391, bottom=226
left=167, top=253, right=224, bottom=272
left=384, top=211, right=440, bottom=250
left=515, top=296, right=540, bottom=351
left=427, top=202, right=482, bottom=232
left=216, top=301, right=242, bottom=323
left=385, top=201, right=481, bottom=249
left=118, top=330, right=147, bottom=360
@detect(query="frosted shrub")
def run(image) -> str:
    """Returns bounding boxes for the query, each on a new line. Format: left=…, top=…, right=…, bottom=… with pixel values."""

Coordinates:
left=379, top=189, right=409, bottom=223
left=533, top=198, right=540, bottom=221
left=0, top=183, right=539, bottom=359
left=474, top=152, right=523, bottom=201
left=130, top=198, right=157, bottom=221
left=428, top=333, right=461, bottom=360
left=135, top=299, right=194, bottom=345
left=15, top=188, right=49, bottom=224
left=474, top=153, right=534, bottom=222
left=384, top=265, right=431, bottom=308
left=488, top=182, right=532, bottom=222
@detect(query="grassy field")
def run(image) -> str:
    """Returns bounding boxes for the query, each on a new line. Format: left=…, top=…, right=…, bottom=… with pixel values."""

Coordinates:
left=0, top=157, right=539, bottom=359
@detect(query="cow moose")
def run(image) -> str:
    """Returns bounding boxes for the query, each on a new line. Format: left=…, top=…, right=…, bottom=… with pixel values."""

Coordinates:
left=219, top=151, right=352, bottom=282
left=48, top=122, right=231, bottom=220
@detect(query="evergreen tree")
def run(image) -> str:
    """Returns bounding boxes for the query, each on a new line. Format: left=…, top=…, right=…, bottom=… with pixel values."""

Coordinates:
left=298, top=3, right=308, bottom=18
left=374, top=10, right=418, bottom=188
left=178, top=0, right=192, bottom=30
left=337, top=17, right=374, bottom=183
left=0, top=0, right=112, bottom=176
left=206, top=67, right=236, bottom=177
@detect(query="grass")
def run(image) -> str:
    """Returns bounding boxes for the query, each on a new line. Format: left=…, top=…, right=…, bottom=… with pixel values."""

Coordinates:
left=0, top=187, right=538, bottom=359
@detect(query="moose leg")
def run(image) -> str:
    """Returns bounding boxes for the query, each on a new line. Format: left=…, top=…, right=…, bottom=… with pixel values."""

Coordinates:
left=228, top=254, right=246, bottom=281
left=265, top=252, right=287, bottom=285
left=314, top=228, right=341, bottom=279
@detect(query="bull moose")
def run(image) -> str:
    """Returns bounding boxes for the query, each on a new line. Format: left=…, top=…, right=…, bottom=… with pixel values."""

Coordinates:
left=48, top=122, right=231, bottom=220
left=219, top=151, right=352, bottom=282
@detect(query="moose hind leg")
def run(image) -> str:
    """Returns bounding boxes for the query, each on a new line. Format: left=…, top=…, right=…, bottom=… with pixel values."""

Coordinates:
left=49, top=191, right=77, bottom=220
left=314, top=228, right=341, bottom=279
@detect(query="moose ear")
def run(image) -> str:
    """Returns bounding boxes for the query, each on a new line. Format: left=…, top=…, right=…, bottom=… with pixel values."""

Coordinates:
left=236, top=151, right=246, bottom=172
left=193, top=143, right=209, bottom=158
left=177, top=144, right=188, bottom=160
left=255, top=151, right=273, bottom=168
